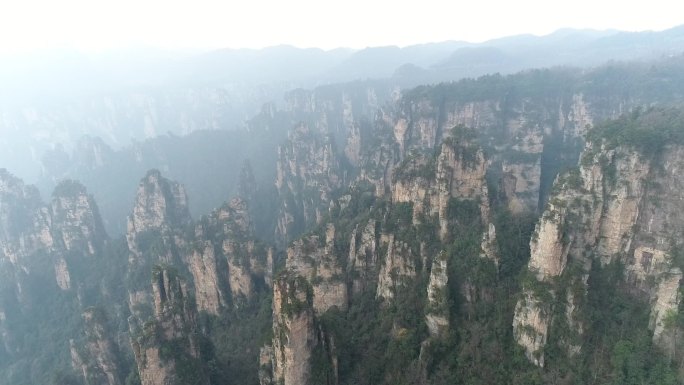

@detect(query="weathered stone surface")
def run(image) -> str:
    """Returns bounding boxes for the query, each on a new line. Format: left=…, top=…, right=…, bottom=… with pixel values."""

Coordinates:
left=126, top=169, right=190, bottom=253
left=388, top=134, right=498, bottom=264
left=225, top=240, right=256, bottom=301
left=348, top=220, right=378, bottom=294
left=528, top=205, right=570, bottom=281
left=514, top=141, right=684, bottom=366
left=50, top=180, right=107, bottom=256
left=377, top=234, right=416, bottom=300
left=513, top=291, right=550, bottom=367
left=425, top=253, right=449, bottom=338
left=0, top=172, right=109, bottom=295
left=71, top=308, right=123, bottom=385
left=272, top=273, right=316, bottom=385
left=286, top=224, right=347, bottom=314
left=186, top=240, right=224, bottom=315
left=131, top=267, right=207, bottom=385
left=275, top=124, right=342, bottom=244
left=0, top=170, right=53, bottom=271
left=258, top=345, right=275, bottom=385
left=54, top=256, right=71, bottom=290
left=435, top=137, right=492, bottom=247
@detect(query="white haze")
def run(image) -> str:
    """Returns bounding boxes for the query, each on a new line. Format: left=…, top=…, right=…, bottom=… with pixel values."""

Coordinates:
left=0, top=0, right=682, bottom=54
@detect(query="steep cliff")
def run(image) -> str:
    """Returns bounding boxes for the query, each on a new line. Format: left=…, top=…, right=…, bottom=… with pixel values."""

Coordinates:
left=376, top=233, right=417, bottom=301
left=70, top=308, right=123, bottom=385
left=126, top=170, right=192, bottom=316
left=286, top=224, right=347, bottom=315
left=275, top=124, right=342, bottom=245
left=0, top=169, right=53, bottom=266
left=50, top=180, right=107, bottom=256
left=0, top=173, right=108, bottom=293
left=425, top=252, right=449, bottom=338
left=347, top=219, right=379, bottom=294
left=219, top=198, right=271, bottom=304
left=8, top=56, right=684, bottom=385
left=0, top=170, right=119, bottom=384
left=513, top=108, right=684, bottom=367
left=126, top=169, right=191, bottom=253
left=130, top=267, right=208, bottom=385
left=388, top=126, right=497, bottom=263
left=271, top=272, right=317, bottom=385
left=184, top=236, right=224, bottom=315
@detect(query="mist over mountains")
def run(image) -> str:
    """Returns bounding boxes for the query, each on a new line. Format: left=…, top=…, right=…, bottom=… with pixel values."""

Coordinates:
left=3, top=25, right=684, bottom=183
left=3, top=23, right=684, bottom=385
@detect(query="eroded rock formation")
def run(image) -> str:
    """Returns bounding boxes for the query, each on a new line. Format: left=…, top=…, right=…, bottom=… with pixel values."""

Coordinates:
left=130, top=267, right=208, bottom=385
left=514, top=110, right=684, bottom=365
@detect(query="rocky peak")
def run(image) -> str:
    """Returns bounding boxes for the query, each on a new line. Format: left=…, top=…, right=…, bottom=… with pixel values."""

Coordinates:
left=50, top=179, right=107, bottom=255
left=0, top=169, right=48, bottom=253
left=221, top=197, right=252, bottom=236
left=0, top=169, right=39, bottom=199
left=387, top=128, right=498, bottom=260
left=0, top=171, right=111, bottom=295
left=127, top=170, right=191, bottom=237
left=213, top=197, right=271, bottom=305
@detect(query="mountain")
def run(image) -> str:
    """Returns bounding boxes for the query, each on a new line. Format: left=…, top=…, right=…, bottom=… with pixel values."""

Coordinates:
left=4, top=25, right=684, bottom=182
left=4, top=38, right=684, bottom=385
left=514, top=107, right=684, bottom=369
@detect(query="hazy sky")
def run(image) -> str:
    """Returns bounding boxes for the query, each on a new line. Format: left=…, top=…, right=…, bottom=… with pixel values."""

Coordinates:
left=1, top=0, right=682, bottom=54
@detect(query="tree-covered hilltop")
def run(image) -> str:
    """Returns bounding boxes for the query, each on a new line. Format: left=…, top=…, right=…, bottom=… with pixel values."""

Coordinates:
left=586, top=106, right=684, bottom=156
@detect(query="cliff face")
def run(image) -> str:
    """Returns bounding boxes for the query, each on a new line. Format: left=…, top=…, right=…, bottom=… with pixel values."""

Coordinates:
left=9, top=59, right=684, bottom=385
left=286, top=224, right=348, bottom=315
left=347, top=220, right=379, bottom=294
left=0, top=170, right=120, bottom=383
left=271, top=273, right=317, bottom=385
left=513, top=109, right=684, bottom=366
left=425, top=252, right=449, bottom=338
left=130, top=267, right=208, bottom=385
left=70, top=308, right=122, bottom=385
left=50, top=180, right=107, bottom=256
left=384, top=93, right=565, bottom=214
left=0, top=172, right=108, bottom=294
left=0, top=169, right=53, bottom=265
left=185, top=237, right=224, bottom=315
left=127, top=170, right=271, bottom=316
left=126, top=169, right=191, bottom=251
left=376, top=233, right=417, bottom=300
left=388, top=129, right=497, bottom=263
left=275, top=124, right=342, bottom=245
left=219, top=198, right=271, bottom=303
left=126, top=170, right=191, bottom=315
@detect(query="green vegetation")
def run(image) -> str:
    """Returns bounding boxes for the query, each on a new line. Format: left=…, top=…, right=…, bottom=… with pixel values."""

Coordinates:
left=8, top=54, right=684, bottom=385
left=392, top=153, right=436, bottom=181
left=576, top=262, right=678, bottom=384
left=586, top=107, right=684, bottom=158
